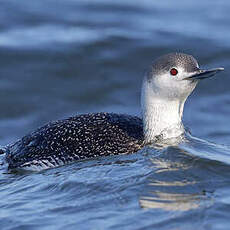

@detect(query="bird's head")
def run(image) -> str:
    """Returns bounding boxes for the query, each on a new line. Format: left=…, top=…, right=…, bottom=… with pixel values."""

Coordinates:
left=147, top=53, right=224, bottom=101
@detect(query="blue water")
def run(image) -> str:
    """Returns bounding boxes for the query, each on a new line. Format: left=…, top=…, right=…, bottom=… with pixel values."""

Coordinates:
left=1, top=0, right=230, bottom=229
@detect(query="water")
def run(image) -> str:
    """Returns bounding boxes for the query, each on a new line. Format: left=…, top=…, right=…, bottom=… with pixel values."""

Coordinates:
left=0, top=0, right=230, bottom=229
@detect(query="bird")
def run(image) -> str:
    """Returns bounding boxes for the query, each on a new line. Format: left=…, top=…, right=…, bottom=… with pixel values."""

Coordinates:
left=1, top=53, right=224, bottom=171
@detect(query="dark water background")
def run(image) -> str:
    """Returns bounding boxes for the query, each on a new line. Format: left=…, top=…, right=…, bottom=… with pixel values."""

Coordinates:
left=1, top=0, right=230, bottom=229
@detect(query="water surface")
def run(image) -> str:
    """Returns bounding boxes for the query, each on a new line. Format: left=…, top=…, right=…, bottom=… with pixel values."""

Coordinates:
left=0, top=0, right=230, bottom=229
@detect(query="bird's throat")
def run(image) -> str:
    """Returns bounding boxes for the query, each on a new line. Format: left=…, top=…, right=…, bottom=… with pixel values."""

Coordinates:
left=141, top=81, right=185, bottom=143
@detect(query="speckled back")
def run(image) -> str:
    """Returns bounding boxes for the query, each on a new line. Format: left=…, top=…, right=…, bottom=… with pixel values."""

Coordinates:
left=5, top=113, right=144, bottom=170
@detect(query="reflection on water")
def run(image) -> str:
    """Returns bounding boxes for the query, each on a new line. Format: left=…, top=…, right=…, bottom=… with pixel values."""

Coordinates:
left=140, top=155, right=209, bottom=212
left=140, top=191, right=205, bottom=211
left=139, top=133, right=230, bottom=212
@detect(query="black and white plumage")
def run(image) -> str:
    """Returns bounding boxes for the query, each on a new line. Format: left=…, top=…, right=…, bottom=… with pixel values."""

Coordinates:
left=2, top=53, right=224, bottom=171
left=5, top=113, right=144, bottom=170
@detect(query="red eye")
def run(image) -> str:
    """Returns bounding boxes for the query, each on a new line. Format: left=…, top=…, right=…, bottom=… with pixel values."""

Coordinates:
left=170, top=68, right=178, bottom=76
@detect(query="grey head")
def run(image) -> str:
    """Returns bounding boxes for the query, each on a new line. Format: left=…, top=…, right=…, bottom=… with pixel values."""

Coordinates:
left=147, top=52, right=224, bottom=100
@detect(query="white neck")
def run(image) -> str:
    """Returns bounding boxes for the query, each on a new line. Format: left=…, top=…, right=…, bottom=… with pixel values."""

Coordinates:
left=141, top=79, right=186, bottom=143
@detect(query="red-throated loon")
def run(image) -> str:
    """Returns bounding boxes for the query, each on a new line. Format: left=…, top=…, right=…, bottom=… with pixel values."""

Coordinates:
left=1, top=53, right=224, bottom=171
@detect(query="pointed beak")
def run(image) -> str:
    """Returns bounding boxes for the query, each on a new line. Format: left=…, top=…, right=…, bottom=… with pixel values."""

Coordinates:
left=184, top=67, right=224, bottom=80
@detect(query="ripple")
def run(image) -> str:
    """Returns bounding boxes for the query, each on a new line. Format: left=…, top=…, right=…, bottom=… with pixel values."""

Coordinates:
left=0, top=26, right=101, bottom=48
